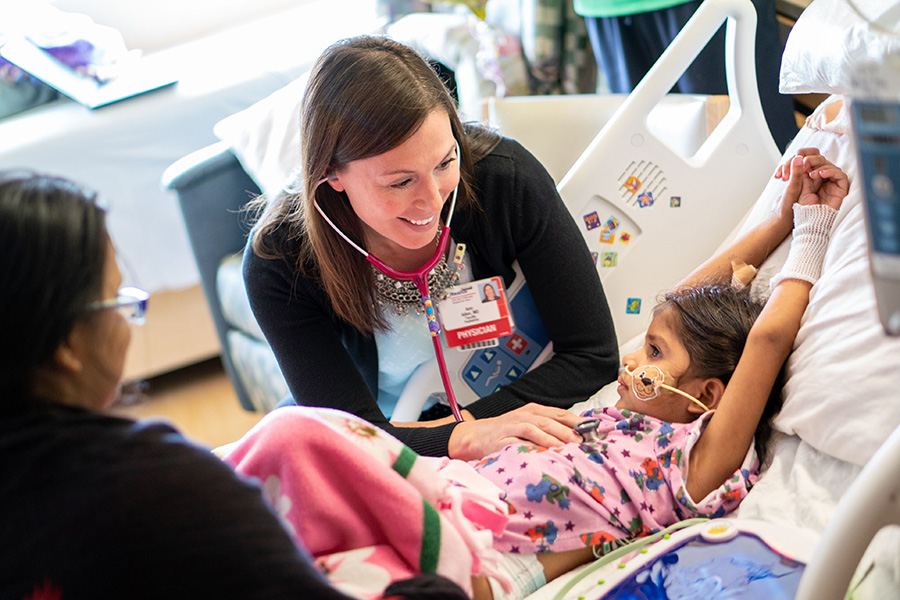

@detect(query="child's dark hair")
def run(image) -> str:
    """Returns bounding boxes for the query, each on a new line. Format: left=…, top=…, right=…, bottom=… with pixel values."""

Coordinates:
left=654, top=283, right=785, bottom=464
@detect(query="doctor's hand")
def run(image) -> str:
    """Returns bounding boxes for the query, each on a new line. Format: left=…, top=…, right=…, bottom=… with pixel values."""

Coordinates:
left=447, top=403, right=583, bottom=461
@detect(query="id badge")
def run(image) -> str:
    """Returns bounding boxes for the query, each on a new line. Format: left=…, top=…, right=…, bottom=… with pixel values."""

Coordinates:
left=437, top=276, right=514, bottom=349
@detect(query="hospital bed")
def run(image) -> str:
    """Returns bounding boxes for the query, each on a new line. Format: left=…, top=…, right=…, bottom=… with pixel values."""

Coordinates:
left=168, top=0, right=900, bottom=595
left=533, top=0, right=900, bottom=597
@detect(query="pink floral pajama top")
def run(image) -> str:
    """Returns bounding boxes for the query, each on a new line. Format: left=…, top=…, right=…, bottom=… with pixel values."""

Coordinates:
left=472, top=407, right=758, bottom=554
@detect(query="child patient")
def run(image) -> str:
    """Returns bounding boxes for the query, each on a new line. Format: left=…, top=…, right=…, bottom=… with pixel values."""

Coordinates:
left=464, top=147, right=848, bottom=598
left=223, top=148, right=848, bottom=600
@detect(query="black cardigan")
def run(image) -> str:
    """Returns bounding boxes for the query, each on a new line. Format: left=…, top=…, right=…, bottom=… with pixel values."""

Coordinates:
left=243, top=137, right=619, bottom=456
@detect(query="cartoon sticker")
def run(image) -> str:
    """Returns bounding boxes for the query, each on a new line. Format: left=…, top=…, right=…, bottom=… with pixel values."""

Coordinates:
left=619, top=232, right=632, bottom=244
left=626, top=298, right=642, bottom=314
left=583, top=211, right=601, bottom=230
left=618, top=161, right=667, bottom=207
left=630, top=364, right=665, bottom=400
left=624, top=176, right=642, bottom=193
left=591, top=251, right=599, bottom=264
left=670, top=196, right=681, bottom=208
left=605, top=216, right=620, bottom=231
left=601, top=252, right=617, bottom=267
left=599, top=229, right=615, bottom=244
left=638, top=191, right=655, bottom=208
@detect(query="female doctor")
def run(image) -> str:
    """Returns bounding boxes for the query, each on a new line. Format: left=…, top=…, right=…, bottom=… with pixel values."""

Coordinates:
left=243, top=36, right=619, bottom=460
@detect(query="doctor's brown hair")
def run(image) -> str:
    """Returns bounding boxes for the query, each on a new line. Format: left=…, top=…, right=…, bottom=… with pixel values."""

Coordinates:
left=251, top=36, right=501, bottom=334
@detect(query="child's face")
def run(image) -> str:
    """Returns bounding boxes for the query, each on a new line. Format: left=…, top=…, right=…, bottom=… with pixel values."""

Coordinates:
left=616, top=309, right=702, bottom=423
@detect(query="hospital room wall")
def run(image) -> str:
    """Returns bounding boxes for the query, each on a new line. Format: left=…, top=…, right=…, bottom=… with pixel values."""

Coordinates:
left=50, top=0, right=318, bottom=52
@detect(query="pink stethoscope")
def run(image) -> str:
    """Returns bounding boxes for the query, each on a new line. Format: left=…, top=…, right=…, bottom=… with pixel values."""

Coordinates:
left=313, top=143, right=465, bottom=422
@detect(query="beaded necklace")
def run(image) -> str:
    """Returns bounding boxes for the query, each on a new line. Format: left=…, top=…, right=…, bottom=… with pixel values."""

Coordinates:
left=372, top=225, right=460, bottom=316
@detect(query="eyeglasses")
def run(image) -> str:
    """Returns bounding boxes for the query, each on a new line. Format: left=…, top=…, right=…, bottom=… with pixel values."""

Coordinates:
left=88, top=286, right=150, bottom=325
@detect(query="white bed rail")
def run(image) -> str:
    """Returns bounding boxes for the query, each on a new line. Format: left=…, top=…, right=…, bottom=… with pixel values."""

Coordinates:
left=794, top=422, right=900, bottom=599
left=558, top=0, right=782, bottom=344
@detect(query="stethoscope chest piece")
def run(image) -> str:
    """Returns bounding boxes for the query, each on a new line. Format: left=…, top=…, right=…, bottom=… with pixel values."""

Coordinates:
left=575, top=418, right=602, bottom=443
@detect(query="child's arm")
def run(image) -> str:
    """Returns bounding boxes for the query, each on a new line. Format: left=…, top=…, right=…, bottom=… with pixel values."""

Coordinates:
left=677, top=148, right=837, bottom=289
left=685, top=151, right=848, bottom=502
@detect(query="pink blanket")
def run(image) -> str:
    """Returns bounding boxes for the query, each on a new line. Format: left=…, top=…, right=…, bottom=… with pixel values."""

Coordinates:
left=222, top=407, right=511, bottom=599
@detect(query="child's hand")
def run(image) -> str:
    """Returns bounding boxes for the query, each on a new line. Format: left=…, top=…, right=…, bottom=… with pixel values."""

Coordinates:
left=772, top=147, right=825, bottom=181
left=777, top=149, right=849, bottom=211
left=768, top=149, right=848, bottom=290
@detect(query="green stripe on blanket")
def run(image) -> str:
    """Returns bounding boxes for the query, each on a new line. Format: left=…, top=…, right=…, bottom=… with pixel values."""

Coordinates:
left=393, top=445, right=417, bottom=478
left=391, top=446, right=441, bottom=573
left=420, top=498, right=441, bottom=573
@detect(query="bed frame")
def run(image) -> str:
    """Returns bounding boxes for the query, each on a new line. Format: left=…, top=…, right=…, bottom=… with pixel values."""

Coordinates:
left=556, top=0, right=781, bottom=345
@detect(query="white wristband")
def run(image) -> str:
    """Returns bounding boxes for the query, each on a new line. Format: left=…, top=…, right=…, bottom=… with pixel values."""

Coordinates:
left=770, top=204, right=837, bottom=289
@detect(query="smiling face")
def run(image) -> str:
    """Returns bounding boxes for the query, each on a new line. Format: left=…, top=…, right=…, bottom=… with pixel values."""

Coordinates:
left=325, top=109, right=459, bottom=270
left=616, top=309, right=705, bottom=422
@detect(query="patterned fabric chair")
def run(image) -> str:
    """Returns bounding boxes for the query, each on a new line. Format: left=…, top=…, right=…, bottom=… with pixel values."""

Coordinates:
left=163, top=143, right=288, bottom=412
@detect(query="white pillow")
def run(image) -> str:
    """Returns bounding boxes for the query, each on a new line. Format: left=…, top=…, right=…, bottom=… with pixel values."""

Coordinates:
left=213, top=71, right=308, bottom=200
left=779, top=0, right=900, bottom=96
left=741, top=96, right=900, bottom=468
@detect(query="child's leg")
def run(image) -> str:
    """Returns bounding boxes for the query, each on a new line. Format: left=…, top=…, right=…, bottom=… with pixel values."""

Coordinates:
left=537, top=546, right=596, bottom=581
left=472, top=576, right=493, bottom=600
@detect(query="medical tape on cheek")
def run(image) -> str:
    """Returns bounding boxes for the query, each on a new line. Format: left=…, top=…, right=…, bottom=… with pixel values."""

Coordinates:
left=623, top=365, right=711, bottom=414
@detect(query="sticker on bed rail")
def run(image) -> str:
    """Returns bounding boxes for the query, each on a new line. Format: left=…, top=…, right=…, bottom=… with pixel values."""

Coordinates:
left=670, top=196, right=682, bottom=208
left=576, top=196, right=642, bottom=270
left=618, top=160, right=668, bottom=207
left=601, top=252, right=617, bottom=267
left=626, top=298, right=642, bottom=314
